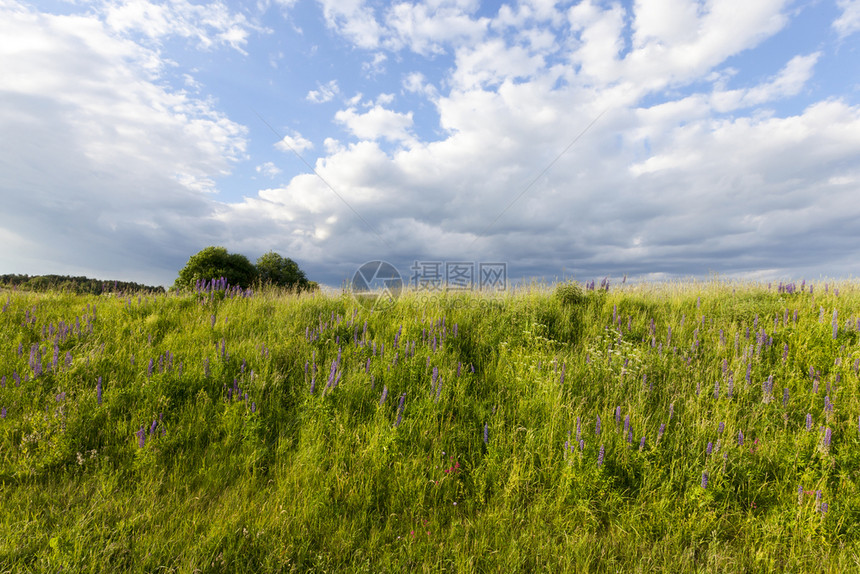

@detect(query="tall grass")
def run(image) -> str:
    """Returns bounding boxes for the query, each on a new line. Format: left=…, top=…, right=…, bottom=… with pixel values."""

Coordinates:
left=0, top=280, right=859, bottom=572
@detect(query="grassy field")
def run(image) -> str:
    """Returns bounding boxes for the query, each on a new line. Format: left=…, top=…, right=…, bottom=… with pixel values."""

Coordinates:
left=1, top=279, right=859, bottom=573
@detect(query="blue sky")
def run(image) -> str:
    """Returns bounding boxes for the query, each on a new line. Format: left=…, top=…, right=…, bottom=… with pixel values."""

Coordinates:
left=2, top=0, right=860, bottom=288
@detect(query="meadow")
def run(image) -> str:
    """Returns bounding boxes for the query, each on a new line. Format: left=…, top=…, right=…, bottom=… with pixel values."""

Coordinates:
left=1, top=279, right=859, bottom=573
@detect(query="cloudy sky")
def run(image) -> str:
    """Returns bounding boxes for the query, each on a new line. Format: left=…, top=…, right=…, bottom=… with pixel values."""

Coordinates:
left=2, top=0, right=860, bottom=288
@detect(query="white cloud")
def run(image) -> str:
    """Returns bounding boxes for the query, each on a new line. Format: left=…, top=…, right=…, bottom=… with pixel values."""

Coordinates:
left=275, top=132, right=314, bottom=154
left=316, top=0, right=386, bottom=49
left=101, top=0, right=259, bottom=54
left=385, top=0, right=488, bottom=56
left=834, top=0, right=860, bottom=38
left=256, top=161, right=282, bottom=178
left=306, top=80, right=340, bottom=103
left=0, top=1, right=247, bottom=283
left=334, top=105, right=415, bottom=144
left=710, top=52, right=821, bottom=112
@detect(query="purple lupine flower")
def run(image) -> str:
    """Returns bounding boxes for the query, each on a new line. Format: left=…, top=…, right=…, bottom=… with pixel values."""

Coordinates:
left=798, top=485, right=804, bottom=505
left=432, top=366, right=438, bottom=388
left=147, top=358, right=153, bottom=377
left=615, top=406, right=621, bottom=426
left=483, top=422, right=489, bottom=445
left=251, top=402, right=256, bottom=413
left=658, top=423, right=666, bottom=440
left=0, top=376, right=4, bottom=388
left=97, top=376, right=103, bottom=406
left=738, top=430, right=744, bottom=446
left=833, top=309, right=838, bottom=339
left=150, top=419, right=158, bottom=435
left=706, top=441, right=713, bottom=455
left=1, top=407, right=6, bottom=419
left=701, top=472, right=708, bottom=489
left=806, top=413, right=813, bottom=431
left=395, top=393, right=406, bottom=427
left=718, top=421, right=724, bottom=434
left=579, top=439, right=585, bottom=451
left=782, top=344, right=789, bottom=361
left=727, top=374, right=733, bottom=399
left=821, top=502, right=828, bottom=514
left=624, top=414, right=630, bottom=435
left=597, top=444, right=604, bottom=467
left=824, top=427, right=832, bottom=448
left=137, top=427, right=146, bottom=448
left=627, top=430, right=633, bottom=444
left=434, top=376, right=443, bottom=402
left=379, top=386, right=388, bottom=405
left=639, top=436, right=646, bottom=450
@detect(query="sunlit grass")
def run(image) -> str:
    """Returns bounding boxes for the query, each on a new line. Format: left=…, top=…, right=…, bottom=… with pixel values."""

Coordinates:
left=1, top=280, right=859, bottom=572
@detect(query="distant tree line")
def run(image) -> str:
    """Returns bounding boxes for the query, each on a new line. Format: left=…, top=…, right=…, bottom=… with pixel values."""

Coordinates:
left=0, top=274, right=165, bottom=294
left=173, top=247, right=317, bottom=292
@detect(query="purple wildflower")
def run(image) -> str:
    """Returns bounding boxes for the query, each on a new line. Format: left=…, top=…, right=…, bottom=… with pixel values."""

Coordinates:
left=150, top=419, right=158, bottom=435
left=615, top=406, right=621, bottom=426
left=380, top=386, right=388, bottom=405
left=483, top=422, right=489, bottom=445
left=1, top=407, right=6, bottom=419
left=824, top=427, right=832, bottom=448
left=395, top=393, right=406, bottom=427
left=701, top=472, right=708, bottom=489
left=833, top=309, right=838, bottom=339
left=597, top=444, right=604, bottom=468
left=806, top=413, right=813, bottom=431
left=738, top=430, right=744, bottom=446
left=658, top=423, right=666, bottom=441
left=137, top=427, right=146, bottom=448
left=718, top=421, right=724, bottom=434
left=706, top=442, right=713, bottom=455
left=97, top=376, right=103, bottom=406
left=639, top=436, right=645, bottom=450
left=624, top=414, right=630, bottom=435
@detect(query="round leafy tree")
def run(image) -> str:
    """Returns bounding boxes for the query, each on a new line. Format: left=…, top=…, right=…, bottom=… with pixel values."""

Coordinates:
left=173, top=246, right=258, bottom=290
left=256, top=251, right=310, bottom=290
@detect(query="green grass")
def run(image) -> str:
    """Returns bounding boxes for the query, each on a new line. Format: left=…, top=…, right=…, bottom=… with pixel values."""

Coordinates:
left=1, top=280, right=859, bottom=572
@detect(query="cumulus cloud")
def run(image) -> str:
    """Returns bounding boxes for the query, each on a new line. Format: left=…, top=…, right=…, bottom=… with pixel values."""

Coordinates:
left=0, top=1, right=246, bottom=283
left=334, top=105, right=415, bottom=144
left=219, top=0, right=860, bottom=285
left=834, top=0, right=860, bottom=38
left=307, top=80, right=340, bottom=103
left=275, top=132, right=314, bottom=154
left=4, top=0, right=859, bottom=287
left=100, top=0, right=259, bottom=53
